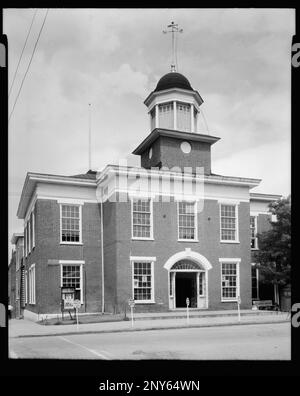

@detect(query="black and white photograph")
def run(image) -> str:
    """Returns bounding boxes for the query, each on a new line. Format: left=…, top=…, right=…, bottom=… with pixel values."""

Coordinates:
left=3, top=7, right=294, bottom=366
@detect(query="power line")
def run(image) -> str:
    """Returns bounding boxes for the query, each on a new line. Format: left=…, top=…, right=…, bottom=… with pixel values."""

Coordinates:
left=9, top=9, right=49, bottom=122
left=9, top=9, right=38, bottom=97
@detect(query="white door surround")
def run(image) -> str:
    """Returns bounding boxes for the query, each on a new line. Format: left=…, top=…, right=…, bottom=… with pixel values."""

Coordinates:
left=164, top=249, right=212, bottom=310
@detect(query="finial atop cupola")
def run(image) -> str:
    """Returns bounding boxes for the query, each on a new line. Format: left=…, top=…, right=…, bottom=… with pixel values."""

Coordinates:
left=163, top=21, right=183, bottom=72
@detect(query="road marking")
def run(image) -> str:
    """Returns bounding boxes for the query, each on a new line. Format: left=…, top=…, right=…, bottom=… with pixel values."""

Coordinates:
left=59, top=336, right=110, bottom=360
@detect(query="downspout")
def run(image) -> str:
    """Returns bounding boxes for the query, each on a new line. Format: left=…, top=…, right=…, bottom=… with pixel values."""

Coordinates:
left=100, top=199, right=105, bottom=313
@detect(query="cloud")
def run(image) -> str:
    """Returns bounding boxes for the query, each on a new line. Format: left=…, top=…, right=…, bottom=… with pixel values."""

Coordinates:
left=213, top=139, right=291, bottom=196
left=4, top=8, right=293, bottom=248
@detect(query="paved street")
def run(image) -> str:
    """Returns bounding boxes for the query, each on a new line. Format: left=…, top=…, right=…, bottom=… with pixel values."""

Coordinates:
left=9, top=322, right=290, bottom=360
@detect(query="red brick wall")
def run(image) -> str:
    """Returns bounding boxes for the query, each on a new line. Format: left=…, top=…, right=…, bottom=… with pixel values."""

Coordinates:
left=24, top=199, right=102, bottom=315
left=106, top=196, right=252, bottom=313
left=141, top=135, right=212, bottom=174
left=23, top=194, right=253, bottom=316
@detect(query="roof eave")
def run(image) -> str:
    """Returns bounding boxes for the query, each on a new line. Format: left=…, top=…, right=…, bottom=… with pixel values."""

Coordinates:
left=17, top=172, right=97, bottom=219
left=132, top=128, right=220, bottom=155
left=144, top=88, right=203, bottom=107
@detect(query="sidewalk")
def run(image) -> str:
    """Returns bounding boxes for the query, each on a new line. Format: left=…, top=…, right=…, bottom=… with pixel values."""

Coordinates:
left=9, top=310, right=290, bottom=339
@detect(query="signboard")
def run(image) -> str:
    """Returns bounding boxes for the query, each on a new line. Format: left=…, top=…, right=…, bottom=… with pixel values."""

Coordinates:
left=73, top=299, right=81, bottom=309
left=128, top=298, right=135, bottom=308
left=186, top=298, right=190, bottom=307
left=63, top=295, right=75, bottom=310
left=61, top=287, right=75, bottom=311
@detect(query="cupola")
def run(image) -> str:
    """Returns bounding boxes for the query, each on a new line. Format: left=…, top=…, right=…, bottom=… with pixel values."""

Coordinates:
left=144, top=71, right=203, bottom=134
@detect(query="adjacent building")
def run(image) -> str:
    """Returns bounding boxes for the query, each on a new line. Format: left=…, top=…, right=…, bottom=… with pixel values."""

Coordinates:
left=9, top=233, right=24, bottom=318
left=13, top=70, right=281, bottom=321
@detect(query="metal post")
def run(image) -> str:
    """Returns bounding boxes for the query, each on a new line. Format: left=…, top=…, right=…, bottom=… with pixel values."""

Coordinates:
left=76, top=307, right=79, bottom=331
left=131, top=306, right=134, bottom=327
left=237, top=296, right=241, bottom=322
left=186, top=297, right=190, bottom=325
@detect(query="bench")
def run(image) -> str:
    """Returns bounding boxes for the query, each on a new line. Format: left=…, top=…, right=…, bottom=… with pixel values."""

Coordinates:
left=252, top=300, right=279, bottom=311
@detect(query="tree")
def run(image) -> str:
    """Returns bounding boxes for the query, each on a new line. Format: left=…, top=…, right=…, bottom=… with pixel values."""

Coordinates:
left=254, top=196, right=291, bottom=304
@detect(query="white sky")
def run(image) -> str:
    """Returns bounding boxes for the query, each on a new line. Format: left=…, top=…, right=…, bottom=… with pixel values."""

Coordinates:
left=5, top=8, right=294, bottom=245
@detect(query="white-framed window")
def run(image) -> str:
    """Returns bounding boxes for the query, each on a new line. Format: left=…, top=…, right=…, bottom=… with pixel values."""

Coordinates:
left=132, top=260, right=154, bottom=303
left=28, top=216, right=31, bottom=253
left=28, top=264, right=36, bottom=305
left=60, top=204, right=82, bottom=244
left=25, top=270, right=28, bottom=304
left=158, top=101, right=173, bottom=129
left=131, top=198, right=153, bottom=239
left=177, top=102, right=191, bottom=132
left=32, top=210, right=35, bottom=248
left=220, top=259, right=240, bottom=302
left=169, top=272, right=173, bottom=297
left=220, top=204, right=239, bottom=242
left=24, top=224, right=27, bottom=257
left=177, top=201, right=197, bottom=241
left=199, top=272, right=204, bottom=296
left=250, top=215, right=258, bottom=249
left=60, top=263, right=83, bottom=304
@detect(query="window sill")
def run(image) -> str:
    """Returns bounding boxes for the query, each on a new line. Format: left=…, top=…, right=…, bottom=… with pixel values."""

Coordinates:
left=220, top=240, right=240, bottom=244
left=60, top=242, right=83, bottom=245
left=134, top=300, right=155, bottom=304
left=221, top=299, right=238, bottom=303
left=131, top=237, right=154, bottom=241
left=251, top=248, right=259, bottom=251
left=178, top=239, right=199, bottom=243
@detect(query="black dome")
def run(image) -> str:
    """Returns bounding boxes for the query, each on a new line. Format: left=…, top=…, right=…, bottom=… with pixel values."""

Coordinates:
left=154, top=72, right=193, bottom=92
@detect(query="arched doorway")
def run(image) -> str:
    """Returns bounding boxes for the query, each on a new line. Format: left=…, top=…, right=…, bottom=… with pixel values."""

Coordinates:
left=164, top=249, right=212, bottom=310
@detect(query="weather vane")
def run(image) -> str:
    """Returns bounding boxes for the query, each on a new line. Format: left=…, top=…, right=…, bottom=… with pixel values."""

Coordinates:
left=163, top=21, right=183, bottom=72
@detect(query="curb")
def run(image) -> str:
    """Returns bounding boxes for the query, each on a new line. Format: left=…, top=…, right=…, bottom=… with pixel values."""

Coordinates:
left=11, top=318, right=289, bottom=339
left=133, top=311, right=280, bottom=321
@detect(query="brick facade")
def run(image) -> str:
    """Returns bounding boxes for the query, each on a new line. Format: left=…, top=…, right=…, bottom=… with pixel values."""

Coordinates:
left=15, top=71, right=281, bottom=320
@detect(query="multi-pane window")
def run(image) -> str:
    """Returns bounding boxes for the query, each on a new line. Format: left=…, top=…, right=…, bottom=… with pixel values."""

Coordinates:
left=250, top=216, right=257, bottom=249
left=177, top=102, right=191, bottom=132
left=169, top=273, right=173, bottom=297
left=199, top=272, right=204, bottom=296
left=221, top=262, right=239, bottom=300
left=220, top=204, right=238, bottom=241
left=158, top=102, right=173, bottom=129
left=61, top=205, right=81, bottom=243
left=28, top=218, right=31, bottom=252
left=132, top=199, right=152, bottom=239
left=133, top=261, right=153, bottom=302
left=25, top=270, right=28, bottom=304
left=25, top=209, right=35, bottom=254
left=28, top=264, right=36, bottom=304
left=32, top=211, right=35, bottom=248
left=24, top=225, right=27, bottom=257
left=178, top=201, right=196, bottom=240
left=150, top=108, right=156, bottom=131
left=62, top=265, right=82, bottom=302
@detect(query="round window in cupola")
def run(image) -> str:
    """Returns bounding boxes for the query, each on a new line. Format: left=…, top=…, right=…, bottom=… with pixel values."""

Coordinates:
left=180, top=141, right=191, bottom=154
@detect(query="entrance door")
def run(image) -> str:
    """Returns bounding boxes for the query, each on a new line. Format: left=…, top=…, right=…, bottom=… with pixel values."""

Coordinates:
left=175, top=272, right=197, bottom=308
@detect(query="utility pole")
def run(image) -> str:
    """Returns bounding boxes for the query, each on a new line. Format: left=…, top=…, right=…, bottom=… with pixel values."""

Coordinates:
left=88, top=103, right=91, bottom=170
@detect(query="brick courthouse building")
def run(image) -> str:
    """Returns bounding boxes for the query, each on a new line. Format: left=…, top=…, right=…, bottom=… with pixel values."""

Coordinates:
left=15, top=71, right=280, bottom=321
